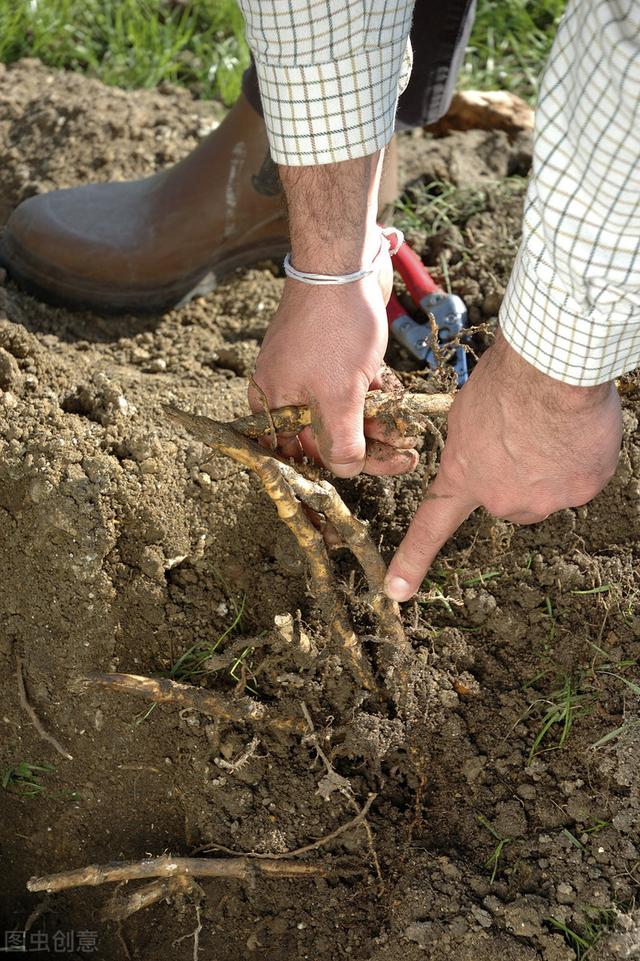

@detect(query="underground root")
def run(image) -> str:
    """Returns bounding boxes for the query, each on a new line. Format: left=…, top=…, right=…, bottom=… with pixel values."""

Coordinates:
left=83, top=673, right=306, bottom=733
left=165, top=391, right=434, bottom=691
left=166, top=405, right=379, bottom=691
left=27, top=854, right=330, bottom=894
left=102, top=876, right=196, bottom=922
left=229, top=389, right=451, bottom=440
left=277, top=463, right=410, bottom=657
left=16, top=654, right=73, bottom=761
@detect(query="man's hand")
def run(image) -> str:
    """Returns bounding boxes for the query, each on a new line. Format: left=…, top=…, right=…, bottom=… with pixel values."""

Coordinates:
left=384, top=329, right=623, bottom=601
left=250, top=150, right=418, bottom=477
left=250, top=270, right=418, bottom=477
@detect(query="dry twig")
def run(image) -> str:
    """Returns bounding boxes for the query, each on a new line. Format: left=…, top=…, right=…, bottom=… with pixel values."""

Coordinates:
left=27, top=854, right=329, bottom=894
left=16, top=655, right=73, bottom=761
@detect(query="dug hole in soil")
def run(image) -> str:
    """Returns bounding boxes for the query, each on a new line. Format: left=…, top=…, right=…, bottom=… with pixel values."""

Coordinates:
left=1, top=59, right=639, bottom=961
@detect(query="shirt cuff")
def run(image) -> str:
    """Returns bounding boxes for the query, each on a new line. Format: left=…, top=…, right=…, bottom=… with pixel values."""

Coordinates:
left=254, top=37, right=412, bottom=166
left=500, top=228, right=640, bottom=387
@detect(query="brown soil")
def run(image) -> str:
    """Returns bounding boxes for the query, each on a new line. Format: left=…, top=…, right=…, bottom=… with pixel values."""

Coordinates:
left=1, top=59, right=639, bottom=961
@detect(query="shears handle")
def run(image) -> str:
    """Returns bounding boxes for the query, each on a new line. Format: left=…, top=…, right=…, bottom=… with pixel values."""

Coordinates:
left=391, top=240, right=441, bottom=304
left=386, top=291, right=409, bottom=326
left=385, top=236, right=470, bottom=387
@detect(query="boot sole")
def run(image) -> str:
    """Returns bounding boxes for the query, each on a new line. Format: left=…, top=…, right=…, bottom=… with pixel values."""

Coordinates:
left=0, top=232, right=290, bottom=316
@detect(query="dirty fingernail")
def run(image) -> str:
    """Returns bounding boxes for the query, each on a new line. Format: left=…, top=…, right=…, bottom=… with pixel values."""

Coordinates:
left=384, top=575, right=411, bottom=602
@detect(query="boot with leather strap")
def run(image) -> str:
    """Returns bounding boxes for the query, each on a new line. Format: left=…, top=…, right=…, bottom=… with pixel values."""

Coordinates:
left=1, top=94, right=398, bottom=316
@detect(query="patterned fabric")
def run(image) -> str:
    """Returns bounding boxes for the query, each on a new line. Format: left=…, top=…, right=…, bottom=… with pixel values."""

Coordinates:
left=241, top=0, right=640, bottom=385
left=236, top=0, right=414, bottom=164
left=241, top=1, right=477, bottom=131
left=499, top=0, right=640, bottom=385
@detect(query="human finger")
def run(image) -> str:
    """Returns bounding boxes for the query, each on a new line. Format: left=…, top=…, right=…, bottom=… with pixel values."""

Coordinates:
left=363, top=440, right=419, bottom=476
left=384, top=473, right=477, bottom=601
left=312, top=385, right=368, bottom=478
left=364, top=417, right=420, bottom=449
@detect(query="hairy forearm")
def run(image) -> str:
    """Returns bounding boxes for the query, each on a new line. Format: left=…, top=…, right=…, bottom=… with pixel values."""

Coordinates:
left=279, top=152, right=384, bottom=274
left=491, top=329, right=613, bottom=414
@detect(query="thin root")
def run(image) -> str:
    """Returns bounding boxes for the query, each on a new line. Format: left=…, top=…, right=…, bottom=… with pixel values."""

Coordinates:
left=301, top=703, right=383, bottom=886
left=249, top=375, right=278, bottom=451
left=16, top=655, right=73, bottom=761
left=173, top=899, right=203, bottom=961
left=200, top=793, right=376, bottom=860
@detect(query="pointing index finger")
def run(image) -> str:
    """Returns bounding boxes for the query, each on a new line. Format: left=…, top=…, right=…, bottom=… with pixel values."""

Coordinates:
left=384, top=473, right=477, bottom=602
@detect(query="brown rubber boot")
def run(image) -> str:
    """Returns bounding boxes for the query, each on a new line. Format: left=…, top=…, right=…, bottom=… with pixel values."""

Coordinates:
left=0, top=94, right=291, bottom=314
left=0, top=94, right=399, bottom=315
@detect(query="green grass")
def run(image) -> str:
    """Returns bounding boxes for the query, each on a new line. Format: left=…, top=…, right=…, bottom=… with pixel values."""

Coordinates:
left=462, top=0, right=566, bottom=103
left=393, top=176, right=527, bottom=268
left=135, top=592, right=252, bottom=723
left=2, top=760, right=56, bottom=797
left=2, top=760, right=77, bottom=800
left=395, top=179, right=490, bottom=238
left=571, top=585, right=612, bottom=596
left=417, top=565, right=504, bottom=617
left=524, top=671, right=593, bottom=763
left=0, top=0, right=563, bottom=105
left=462, top=569, right=501, bottom=588
left=522, top=644, right=640, bottom=759
left=167, top=593, right=245, bottom=682
left=0, top=0, right=249, bottom=104
left=548, top=908, right=617, bottom=960
left=592, top=717, right=640, bottom=749
left=418, top=578, right=460, bottom=617
left=588, top=644, right=640, bottom=749
left=477, top=814, right=513, bottom=884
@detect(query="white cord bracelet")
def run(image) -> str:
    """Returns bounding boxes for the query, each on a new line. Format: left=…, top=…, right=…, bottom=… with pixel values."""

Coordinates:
left=283, top=226, right=404, bottom=286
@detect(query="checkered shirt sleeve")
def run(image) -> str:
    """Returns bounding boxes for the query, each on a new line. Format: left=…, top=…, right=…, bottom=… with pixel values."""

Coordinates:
left=500, top=0, right=640, bottom=385
left=236, top=0, right=414, bottom=165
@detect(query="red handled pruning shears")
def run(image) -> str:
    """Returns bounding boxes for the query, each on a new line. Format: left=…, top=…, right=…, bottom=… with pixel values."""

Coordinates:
left=385, top=232, right=469, bottom=385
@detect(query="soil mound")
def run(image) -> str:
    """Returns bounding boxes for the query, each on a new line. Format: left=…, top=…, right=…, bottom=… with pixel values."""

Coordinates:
left=1, top=59, right=638, bottom=961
